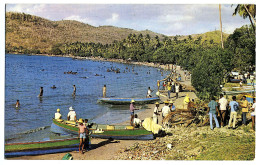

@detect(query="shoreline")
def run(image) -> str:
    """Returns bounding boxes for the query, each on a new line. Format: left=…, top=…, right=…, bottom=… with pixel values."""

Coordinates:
left=6, top=59, right=197, bottom=160
left=7, top=53, right=177, bottom=70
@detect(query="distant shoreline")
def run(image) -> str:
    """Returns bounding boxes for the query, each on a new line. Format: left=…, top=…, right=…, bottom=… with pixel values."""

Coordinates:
left=6, top=52, right=178, bottom=71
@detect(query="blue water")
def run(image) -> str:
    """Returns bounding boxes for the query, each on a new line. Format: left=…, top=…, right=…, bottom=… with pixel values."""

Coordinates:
left=5, top=54, right=167, bottom=142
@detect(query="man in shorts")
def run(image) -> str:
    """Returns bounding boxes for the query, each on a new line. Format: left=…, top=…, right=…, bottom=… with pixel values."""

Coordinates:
left=78, top=118, right=86, bottom=154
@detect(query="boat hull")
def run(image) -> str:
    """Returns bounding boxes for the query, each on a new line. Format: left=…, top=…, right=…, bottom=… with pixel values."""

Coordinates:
left=51, top=119, right=154, bottom=140
left=5, top=138, right=79, bottom=158
left=97, top=97, right=160, bottom=105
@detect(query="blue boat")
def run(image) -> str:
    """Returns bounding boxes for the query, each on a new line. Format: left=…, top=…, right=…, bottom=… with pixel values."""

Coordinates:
left=97, top=97, right=160, bottom=105
left=5, top=138, right=80, bottom=158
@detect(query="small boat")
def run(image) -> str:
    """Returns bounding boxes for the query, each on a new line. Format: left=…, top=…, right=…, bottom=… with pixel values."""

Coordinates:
left=51, top=119, right=154, bottom=140
left=5, top=138, right=79, bottom=158
left=97, top=97, right=160, bottom=105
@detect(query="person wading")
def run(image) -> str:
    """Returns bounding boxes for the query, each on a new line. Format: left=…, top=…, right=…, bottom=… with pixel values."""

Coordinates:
left=38, top=87, right=43, bottom=97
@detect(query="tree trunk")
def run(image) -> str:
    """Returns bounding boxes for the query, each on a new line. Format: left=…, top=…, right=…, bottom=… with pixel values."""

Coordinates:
left=219, top=4, right=224, bottom=49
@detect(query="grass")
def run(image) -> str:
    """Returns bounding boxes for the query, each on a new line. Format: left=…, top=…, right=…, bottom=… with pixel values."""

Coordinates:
left=195, top=132, right=255, bottom=160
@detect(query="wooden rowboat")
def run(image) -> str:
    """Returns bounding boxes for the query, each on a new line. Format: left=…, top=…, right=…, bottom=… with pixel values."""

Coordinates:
left=51, top=119, right=154, bottom=140
left=5, top=138, right=79, bottom=158
left=97, top=97, right=160, bottom=105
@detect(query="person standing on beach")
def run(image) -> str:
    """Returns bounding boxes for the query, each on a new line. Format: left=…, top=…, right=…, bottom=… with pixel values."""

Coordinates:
left=103, top=85, right=107, bottom=98
left=153, top=102, right=160, bottom=124
left=130, top=100, right=138, bottom=126
left=15, top=100, right=20, bottom=108
left=55, top=108, right=62, bottom=119
left=78, top=118, right=86, bottom=154
left=162, top=101, right=171, bottom=124
left=72, top=85, right=76, bottom=96
left=250, top=98, right=256, bottom=130
left=228, top=96, right=239, bottom=129
left=67, top=106, right=77, bottom=121
left=241, top=96, right=249, bottom=125
left=38, top=87, right=43, bottom=97
left=207, top=97, right=220, bottom=130
left=167, top=82, right=172, bottom=99
left=175, top=83, right=179, bottom=99
left=218, top=94, right=228, bottom=127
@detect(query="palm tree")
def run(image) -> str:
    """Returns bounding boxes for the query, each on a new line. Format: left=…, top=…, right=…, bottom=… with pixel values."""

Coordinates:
left=219, top=4, right=224, bottom=49
left=232, top=4, right=256, bottom=31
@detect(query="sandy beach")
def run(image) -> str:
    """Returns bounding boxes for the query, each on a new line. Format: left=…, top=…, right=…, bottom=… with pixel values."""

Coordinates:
left=6, top=61, right=197, bottom=160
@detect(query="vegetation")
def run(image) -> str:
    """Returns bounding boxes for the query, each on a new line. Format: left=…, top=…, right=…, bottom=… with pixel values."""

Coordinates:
left=5, top=11, right=255, bottom=100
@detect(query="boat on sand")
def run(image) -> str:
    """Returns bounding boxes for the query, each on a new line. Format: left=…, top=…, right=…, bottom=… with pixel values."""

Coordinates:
left=51, top=119, right=154, bottom=140
left=5, top=137, right=79, bottom=158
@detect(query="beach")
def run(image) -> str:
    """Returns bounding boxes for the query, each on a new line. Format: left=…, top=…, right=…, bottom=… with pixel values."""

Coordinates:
left=7, top=61, right=197, bottom=160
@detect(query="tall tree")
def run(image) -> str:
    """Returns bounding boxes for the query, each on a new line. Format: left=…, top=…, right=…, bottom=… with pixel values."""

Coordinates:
left=219, top=4, right=224, bottom=49
left=232, top=4, right=256, bottom=31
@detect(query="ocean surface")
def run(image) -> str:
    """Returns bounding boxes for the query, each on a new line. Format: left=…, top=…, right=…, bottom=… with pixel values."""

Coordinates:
left=5, top=54, right=167, bottom=143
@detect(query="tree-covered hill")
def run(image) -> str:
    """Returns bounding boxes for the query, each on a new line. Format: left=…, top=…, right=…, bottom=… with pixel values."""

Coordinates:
left=5, top=12, right=165, bottom=54
left=6, top=12, right=228, bottom=54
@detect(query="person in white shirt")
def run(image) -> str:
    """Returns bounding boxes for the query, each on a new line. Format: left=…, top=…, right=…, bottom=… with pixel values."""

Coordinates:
left=153, top=102, right=160, bottom=124
left=67, top=106, right=77, bottom=121
left=175, top=83, right=180, bottom=99
left=251, top=98, right=256, bottom=130
left=133, top=114, right=142, bottom=128
left=218, top=94, right=228, bottom=127
left=55, top=108, right=62, bottom=119
left=161, top=101, right=171, bottom=123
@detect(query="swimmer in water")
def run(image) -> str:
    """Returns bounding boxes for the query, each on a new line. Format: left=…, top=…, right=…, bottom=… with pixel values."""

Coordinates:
left=15, top=100, right=20, bottom=108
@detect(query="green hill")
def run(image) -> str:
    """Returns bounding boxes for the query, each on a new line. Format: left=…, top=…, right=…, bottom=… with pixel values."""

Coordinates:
left=5, top=12, right=229, bottom=54
left=174, top=30, right=229, bottom=43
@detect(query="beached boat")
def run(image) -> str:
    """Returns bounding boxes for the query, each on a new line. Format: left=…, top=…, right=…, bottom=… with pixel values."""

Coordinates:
left=5, top=138, right=79, bottom=158
left=97, top=97, right=160, bottom=105
left=51, top=119, right=154, bottom=140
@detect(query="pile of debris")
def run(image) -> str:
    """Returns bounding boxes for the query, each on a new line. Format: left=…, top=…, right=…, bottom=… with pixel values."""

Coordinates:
left=163, top=101, right=209, bottom=128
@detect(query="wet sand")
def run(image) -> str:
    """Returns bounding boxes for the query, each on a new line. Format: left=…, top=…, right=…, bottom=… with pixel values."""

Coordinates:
left=6, top=63, right=197, bottom=160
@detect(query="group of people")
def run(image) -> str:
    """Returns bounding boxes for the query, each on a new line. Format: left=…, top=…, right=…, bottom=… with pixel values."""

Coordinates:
left=207, top=94, right=256, bottom=130
left=37, top=85, right=77, bottom=97
left=129, top=99, right=176, bottom=127
left=54, top=106, right=90, bottom=154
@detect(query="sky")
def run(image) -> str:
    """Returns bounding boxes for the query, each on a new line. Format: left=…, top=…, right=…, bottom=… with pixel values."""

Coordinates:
left=5, top=3, right=252, bottom=36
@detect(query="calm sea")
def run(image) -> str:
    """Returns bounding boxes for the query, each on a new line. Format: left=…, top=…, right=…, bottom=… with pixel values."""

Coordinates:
left=5, top=54, right=167, bottom=142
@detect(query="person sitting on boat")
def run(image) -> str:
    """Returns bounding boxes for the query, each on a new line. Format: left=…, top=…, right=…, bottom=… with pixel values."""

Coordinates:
left=147, top=87, right=153, bottom=98
left=162, top=100, right=171, bottom=123
left=130, top=100, right=139, bottom=126
left=169, top=100, right=176, bottom=112
left=78, top=118, right=86, bottom=154
left=133, top=114, right=142, bottom=128
left=153, top=102, right=160, bottom=124
left=67, top=106, right=77, bottom=121
left=55, top=108, right=62, bottom=119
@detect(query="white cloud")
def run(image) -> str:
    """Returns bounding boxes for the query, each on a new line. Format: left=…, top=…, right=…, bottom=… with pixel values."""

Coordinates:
left=63, top=15, right=98, bottom=26
left=105, top=13, right=119, bottom=25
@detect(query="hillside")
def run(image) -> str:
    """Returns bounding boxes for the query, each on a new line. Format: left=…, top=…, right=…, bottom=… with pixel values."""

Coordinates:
left=174, top=30, right=229, bottom=43
left=5, top=12, right=165, bottom=54
left=6, top=12, right=229, bottom=54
